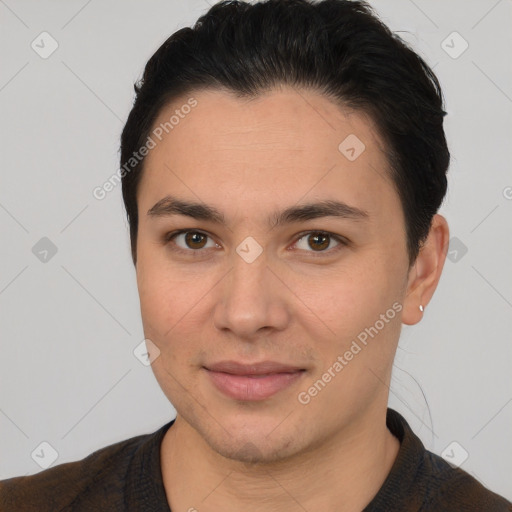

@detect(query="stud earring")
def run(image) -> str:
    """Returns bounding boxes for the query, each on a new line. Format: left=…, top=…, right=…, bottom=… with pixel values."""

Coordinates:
left=419, top=304, right=424, bottom=312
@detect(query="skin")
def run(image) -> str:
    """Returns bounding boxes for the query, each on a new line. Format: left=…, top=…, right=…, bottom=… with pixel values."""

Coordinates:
left=134, top=86, right=449, bottom=511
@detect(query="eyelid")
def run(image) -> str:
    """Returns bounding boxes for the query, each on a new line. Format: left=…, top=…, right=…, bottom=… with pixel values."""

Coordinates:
left=164, top=229, right=349, bottom=256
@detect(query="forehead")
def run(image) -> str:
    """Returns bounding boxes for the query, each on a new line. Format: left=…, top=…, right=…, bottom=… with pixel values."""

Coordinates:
left=148, top=86, right=387, bottom=162
left=138, top=86, right=398, bottom=224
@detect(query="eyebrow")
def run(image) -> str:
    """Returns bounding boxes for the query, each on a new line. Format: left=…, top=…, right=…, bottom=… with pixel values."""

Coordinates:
left=147, top=194, right=369, bottom=229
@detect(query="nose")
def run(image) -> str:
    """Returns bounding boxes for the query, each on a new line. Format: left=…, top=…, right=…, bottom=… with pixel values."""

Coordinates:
left=212, top=245, right=291, bottom=340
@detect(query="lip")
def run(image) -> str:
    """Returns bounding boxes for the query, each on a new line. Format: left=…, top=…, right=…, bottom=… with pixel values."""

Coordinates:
left=205, top=360, right=304, bottom=375
left=204, top=360, right=306, bottom=401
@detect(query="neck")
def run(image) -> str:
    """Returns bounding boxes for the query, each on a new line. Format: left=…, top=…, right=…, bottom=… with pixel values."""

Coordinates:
left=160, top=405, right=400, bottom=512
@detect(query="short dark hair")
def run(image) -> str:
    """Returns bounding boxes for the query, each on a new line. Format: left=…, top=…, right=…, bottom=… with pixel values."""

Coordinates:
left=120, top=0, right=449, bottom=265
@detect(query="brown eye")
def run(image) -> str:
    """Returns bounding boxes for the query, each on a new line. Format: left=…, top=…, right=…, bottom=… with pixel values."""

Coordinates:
left=293, top=231, right=347, bottom=255
left=183, top=231, right=207, bottom=249
left=308, top=232, right=330, bottom=251
left=165, top=230, right=217, bottom=253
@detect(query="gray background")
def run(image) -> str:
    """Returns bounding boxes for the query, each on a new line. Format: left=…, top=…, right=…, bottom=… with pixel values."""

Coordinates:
left=1, top=0, right=511, bottom=501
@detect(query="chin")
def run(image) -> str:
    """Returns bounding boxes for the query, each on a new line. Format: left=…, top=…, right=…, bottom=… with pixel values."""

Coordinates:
left=192, top=407, right=307, bottom=465
left=207, top=430, right=299, bottom=465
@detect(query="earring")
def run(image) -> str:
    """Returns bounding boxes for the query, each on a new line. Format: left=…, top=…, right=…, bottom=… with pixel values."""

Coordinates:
left=419, top=304, right=424, bottom=312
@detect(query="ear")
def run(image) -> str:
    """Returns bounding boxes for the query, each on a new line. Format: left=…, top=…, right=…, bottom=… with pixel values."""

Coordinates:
left=402, top=214, right=450, bottom=325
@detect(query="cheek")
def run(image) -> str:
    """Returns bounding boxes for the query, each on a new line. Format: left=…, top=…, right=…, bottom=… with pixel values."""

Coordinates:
left=137, top=267, right=168, bottom=334
left=137, top=273, right=180, bottom=358
left=136, top=244, right=189, bottom=329
left=136, top=255, right=208, bottom=367
left=294, top=264, right=404, bottom=398
left=296, top=265, right=403, bottom=416
left=293, top=259, right=399, bottom=338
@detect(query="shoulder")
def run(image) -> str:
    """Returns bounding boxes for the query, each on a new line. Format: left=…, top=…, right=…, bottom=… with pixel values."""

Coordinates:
left=375, top=409, right=512, bottom=512
left=420, top=449, right=512, bottom=511
left=0, top=429, right=157, bottom=512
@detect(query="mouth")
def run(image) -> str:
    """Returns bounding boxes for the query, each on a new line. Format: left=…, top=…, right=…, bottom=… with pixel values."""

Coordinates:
left=203, top=360, right=306, bottom=401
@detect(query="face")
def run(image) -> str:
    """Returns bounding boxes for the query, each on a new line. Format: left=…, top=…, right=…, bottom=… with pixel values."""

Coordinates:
left=135, top=86, right=412, bottom=463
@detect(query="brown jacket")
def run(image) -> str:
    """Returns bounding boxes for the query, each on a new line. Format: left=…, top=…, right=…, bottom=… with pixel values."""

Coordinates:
left=1, top=408, right=510, bottom=511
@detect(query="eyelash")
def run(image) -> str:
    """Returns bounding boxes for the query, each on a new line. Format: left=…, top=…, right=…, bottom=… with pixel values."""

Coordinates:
left=163, top=229, right=348, bottom=258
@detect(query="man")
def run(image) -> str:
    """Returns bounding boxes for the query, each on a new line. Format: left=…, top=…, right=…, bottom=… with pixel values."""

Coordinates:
left=1, top=0, right=510, bottom=510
